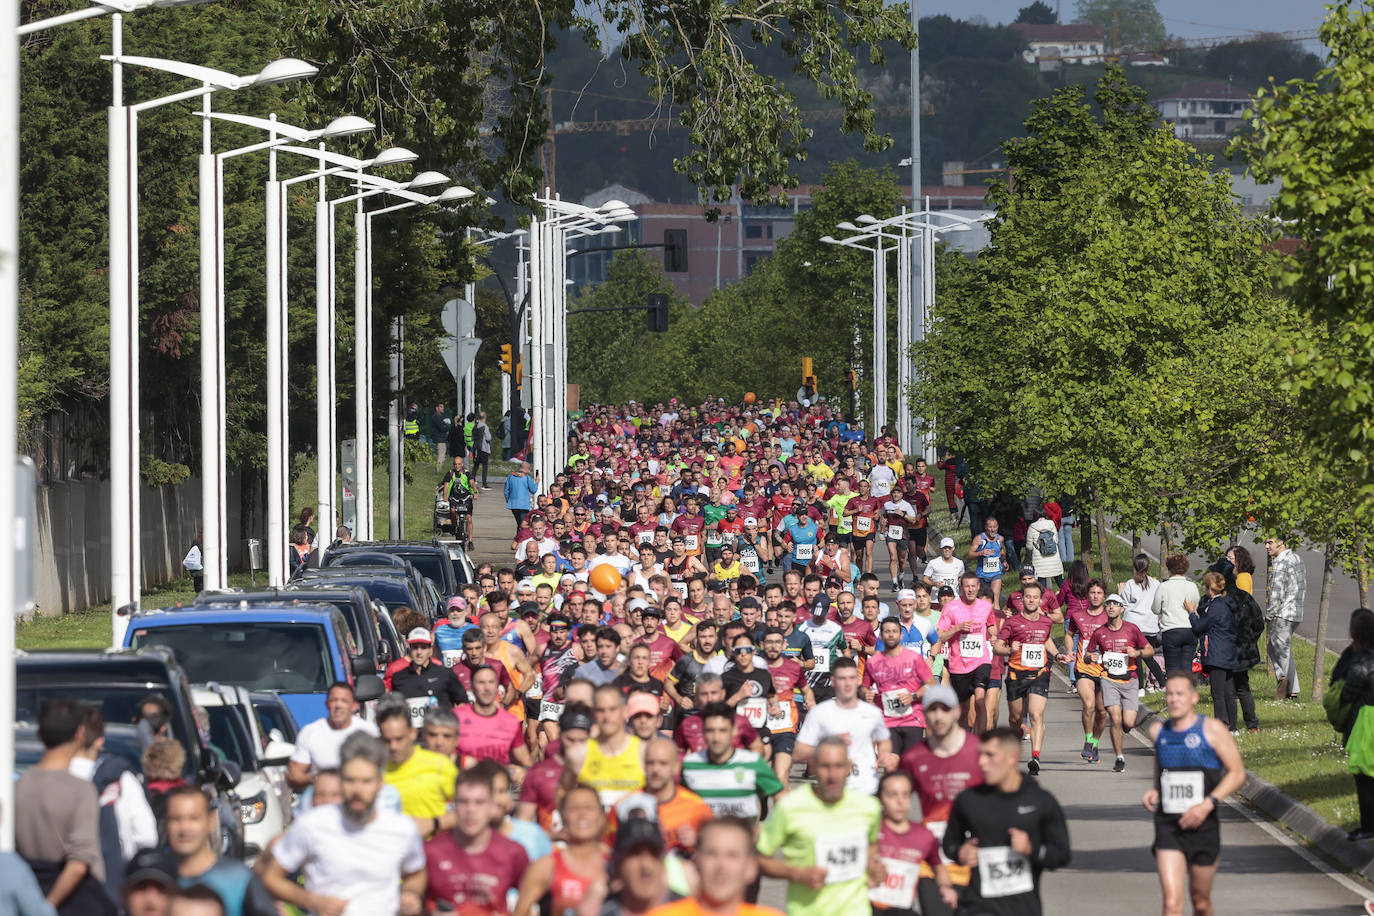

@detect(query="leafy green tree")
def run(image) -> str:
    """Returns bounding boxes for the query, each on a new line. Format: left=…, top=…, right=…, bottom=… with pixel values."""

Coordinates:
left=1232, top=1, right=1374, bottom=503
left=909, top=68, right=1281, bottom=578
left=1204, top=36, right=1322, bottom=90
left=1073, top=0, right=1164, bottom=49
left=1016, top=2, right=1058, bottom=25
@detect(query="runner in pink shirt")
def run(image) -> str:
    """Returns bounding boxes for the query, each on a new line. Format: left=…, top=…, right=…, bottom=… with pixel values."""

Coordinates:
left=456, top=667, right=534, bottom=775
left=934, top=573, right=996, bottom=733
left=863, top=617, right=935, bottom=757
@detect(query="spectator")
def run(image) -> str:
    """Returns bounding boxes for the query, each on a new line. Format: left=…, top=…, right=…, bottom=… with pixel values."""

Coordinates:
left=1330, top=608, right=1374, bottom=842
left=1153, top=554, right=1202, bottom=675
left=472, top=411, right=493, bottom=490
left=504, top=462, right=539, bottom=530
left=1189, top=572, right=1240, bottom=733
left=1265, top=535, right=1306, bottom=700
left=0, top=802, right=56, bottom=916
left=68, top=706, right=157, bottom=899
left=431, top=403, right=452, bottom=467
left=142, top=739, right=188, bottom=837
left=15, top=697, right=107, bottom=915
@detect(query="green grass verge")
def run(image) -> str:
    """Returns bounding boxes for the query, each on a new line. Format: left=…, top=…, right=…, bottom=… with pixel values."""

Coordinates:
left=18, top=455, right=445, bottom=652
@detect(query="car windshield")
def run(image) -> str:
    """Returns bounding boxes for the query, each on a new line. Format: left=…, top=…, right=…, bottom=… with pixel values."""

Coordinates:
left=400, top=553, right=448, bottom=591
left=131, top=622, right=333, bottom=692
left=204, top=705, right=256, bottom=771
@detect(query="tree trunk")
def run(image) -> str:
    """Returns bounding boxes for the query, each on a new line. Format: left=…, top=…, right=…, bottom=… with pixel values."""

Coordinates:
left=1358, top=535, right=1369, bottom=608
left=1311, top=544, right=1335, bottom=703
left=1081, top=507, right=1093, bottom=567
left=1160, top=525, right=1172, bottom=558
left=1095, top=506, right=1113, bottom=584
left=1131, top=529, right=1141, bottom=557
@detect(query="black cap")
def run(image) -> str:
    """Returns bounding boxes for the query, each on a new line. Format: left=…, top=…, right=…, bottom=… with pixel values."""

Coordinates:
left=810, top=594, right=832, bottom=616
left=560, top=705, right=594, bottom=733
left=122, top=848, right=177, bottom=891
left=613, top=817, right=666, bottom=867
left=641, top=605, right=665, bottom=619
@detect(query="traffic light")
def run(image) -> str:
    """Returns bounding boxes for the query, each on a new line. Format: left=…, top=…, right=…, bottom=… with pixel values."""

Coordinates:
left=647, top=293, right=669, bottom=333
left=514, top=355, right=522, bottom=388
left=500, top=343, right=514, bottom=375
left=846, top=369, right=857, bottom=391
left=801, top=357, right=817, bottom=393
left=663, top=229, right=687, bottom=272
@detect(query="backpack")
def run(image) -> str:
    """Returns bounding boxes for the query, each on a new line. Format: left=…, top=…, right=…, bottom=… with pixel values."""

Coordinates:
left=1035, top=527, right=1058, bottom=557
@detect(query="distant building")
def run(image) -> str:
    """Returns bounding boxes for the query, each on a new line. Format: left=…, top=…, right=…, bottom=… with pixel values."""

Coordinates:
left=1155, top=81, right=1252, bottom=139
left=572, top=183, right=993, bottom=307
left=1126, top=51, right=1169, bottom=67
left=1010, top=23, right=1107, bottom=65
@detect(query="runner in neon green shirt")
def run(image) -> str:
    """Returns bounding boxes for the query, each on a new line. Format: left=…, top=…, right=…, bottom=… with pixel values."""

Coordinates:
left=825, top=477, right=856, bottom=538
left=757, top=736, right=882, bottom=916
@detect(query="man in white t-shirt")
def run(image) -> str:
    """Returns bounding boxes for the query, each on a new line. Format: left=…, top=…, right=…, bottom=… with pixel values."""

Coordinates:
left=922, top=537, right=966, bottom=593
left=514, top=516, right=559, bottom=558
left=588, top=531, right=635, bottom=577
left=287, top=682, right=379, bottom=789
left=263, top=732, right=426, bottom=916
left=868, top=461, right=897, bottom=499
left=793, top=656, right=895, bottom=794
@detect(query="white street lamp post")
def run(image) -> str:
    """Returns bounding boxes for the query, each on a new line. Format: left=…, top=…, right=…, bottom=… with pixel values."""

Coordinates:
left=821, top=229, right=893, bottom=434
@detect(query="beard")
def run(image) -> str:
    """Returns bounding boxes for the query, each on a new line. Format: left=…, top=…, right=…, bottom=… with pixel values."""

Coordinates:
left=342, top=792, right=377, bottom=827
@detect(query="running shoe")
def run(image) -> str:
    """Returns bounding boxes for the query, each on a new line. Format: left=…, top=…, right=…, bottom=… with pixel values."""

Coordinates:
left=1027, top=757, right=1040, bottom=776
left=1113, top=756, right=1126, bottom=773
left=1080, top=741, right=1092, bottom=761
left=1089, top=744, right=1100, bottom=764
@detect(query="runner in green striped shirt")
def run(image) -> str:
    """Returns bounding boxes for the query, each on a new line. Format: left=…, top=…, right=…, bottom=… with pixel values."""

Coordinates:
left=680, top=703, right=784, bottom=821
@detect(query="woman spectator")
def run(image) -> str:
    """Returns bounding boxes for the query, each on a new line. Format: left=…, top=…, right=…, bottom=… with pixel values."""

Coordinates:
left=1189, top=571, right=1240, bottom=733
left=1119, top=554, right=1164, bottom=694
left=1153, top=553, right=1202, bottom=674
left=1330, top=608, right=1374, bottom=841
left=1025, top=510, right=1065, bottom=590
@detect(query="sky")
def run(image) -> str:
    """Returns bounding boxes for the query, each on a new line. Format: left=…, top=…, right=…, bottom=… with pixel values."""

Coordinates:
left=919, top=0, right=1335, bottom=44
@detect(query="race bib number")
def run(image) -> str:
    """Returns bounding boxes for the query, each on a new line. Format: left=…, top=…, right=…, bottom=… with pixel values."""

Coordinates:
left=854, top=516, right=874, bottom=536
left=1160, top=770, right=1206, bottom=815
left=813, top=647, right=831, bottom=673
left=539, top=699, right=565, bottom=721
left=673, top=581, right=688, bottom=600
left=684, top=534, right=699, bottom=552
left=637, top=530, right=654, bottom=545
left=1020, top=644, right=1046, bottom=668
left=742, top=554, right=761, bottom=573
left=982, top=554, right=1002, bottom=574
left=978, top=846, right=1034, bottom=898
left=706, top=530, right=723, bottom=547
left=441, top=649, right=463, bottom=669
left=765, top=701, right=794, bottom=731
left=887, top=524, right=905, bottom=541
left=881, top=690, right=913, bottom=719
left=406, top=695, right=436, bottom=727
left=814, top=833, right=867, bottom=885
left=794, top=542, right=815, bottom=561
left=739, top=698, right=768, bottom=729
left=870, top=858, right=920, bottom=909
left=525, top=671, right=544, bottom=698
left=941, top=576, right=959, bottom=590
left=959, top=633, right=986, bottom=658
left=1102, top=652, right=1129, bottom=678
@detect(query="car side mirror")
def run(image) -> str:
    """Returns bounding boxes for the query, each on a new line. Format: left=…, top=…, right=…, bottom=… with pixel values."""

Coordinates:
left=354, top=674, right=384, bottom=703
left=377, top=642, right=392, bottom=664
left=351, top=656, right=372, bottom=676
left=215, top=759, right=242, bottom=791
left=261, top=739, right=295, bottom=768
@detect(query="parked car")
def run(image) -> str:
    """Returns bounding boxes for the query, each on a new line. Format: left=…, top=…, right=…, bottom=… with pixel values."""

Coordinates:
left=192, top=684, right=294, bottom=858
left=196, top=586, right=392, bottom=674
left=291, top=566, right=439, bottom=623
left=250, top=691, right=300, bottom=750
left=123, top=604, right=384, bottom=728
left=329, top=541, right=467, bottom=597
left=15, top=648, right=245, bottom=857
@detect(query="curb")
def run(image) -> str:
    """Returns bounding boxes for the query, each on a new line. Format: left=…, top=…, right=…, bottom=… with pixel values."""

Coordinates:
left=1236, top=768, right=1374, bottom=881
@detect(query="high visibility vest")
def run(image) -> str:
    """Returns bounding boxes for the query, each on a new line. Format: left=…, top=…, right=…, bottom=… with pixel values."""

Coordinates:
left=464, top=421, right=475, bottom=447
left=404, top=418, right=420, bottom=436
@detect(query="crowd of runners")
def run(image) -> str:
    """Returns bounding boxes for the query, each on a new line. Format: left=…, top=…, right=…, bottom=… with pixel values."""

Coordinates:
left=10, top=398, right=1253, bottom=916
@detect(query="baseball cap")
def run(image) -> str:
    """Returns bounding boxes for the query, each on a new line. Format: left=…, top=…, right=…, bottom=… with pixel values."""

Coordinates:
left=744, top=516, right=758, bottom=526
left=406, top=627, right=434, bottom=645
left=122, top=848, right=177, bottom=891
left=824, top=576, right=842, bottom=590
left=445, top=596, right=467, bottom=611
left=939, top=537, right=955, bottom=549
left=613, top=816, right=666, bottom=867
left=641, top=605, right=665, bottom=619
left=519, top=602, right=541, bottom=619
left=810, top=594, right=832, bottom=616
left=559, top=705, right=593, bottom=733
left=628, top=598, right=649, bottom=613
left=627, top=692, right=660, bottom=720
left=602, top=507, right=615, bottom=516
left=896, top=588, right=917, bottom=602
left=937, top=585, right=957, bottom=598
left=922, top=684, right=960, bottom=710
left=1105, top=593, right=1125, bottom=606
left=517, top=578, right=536, bottom=592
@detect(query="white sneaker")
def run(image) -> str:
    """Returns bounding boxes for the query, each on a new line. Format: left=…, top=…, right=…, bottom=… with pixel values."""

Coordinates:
left=1138, top=688, right=1146, bottom=699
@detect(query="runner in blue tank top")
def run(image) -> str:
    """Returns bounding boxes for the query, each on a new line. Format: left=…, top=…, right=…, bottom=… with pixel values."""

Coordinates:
left=1143, top=670, right=1245, bottom=916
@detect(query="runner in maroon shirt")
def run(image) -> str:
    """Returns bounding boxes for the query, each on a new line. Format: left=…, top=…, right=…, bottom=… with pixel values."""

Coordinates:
left=845, top=479, right=884, bottom=575
left=671, top=674, right=763, bottom=754
left=1084, top=593, right=1155, bottom=772
left=1060, top=580, right=1111, bottom=764
left=425, top=772, right=530, bottom=915
left=516, top=705, right=591, bottom=834
left=1008, top=567, right=1063, bottom=622
left=873, top=770, right=954, bottom=914
left=669, top=497, right=707, bottom=558
left=994, top=582, right=1060, bottom=774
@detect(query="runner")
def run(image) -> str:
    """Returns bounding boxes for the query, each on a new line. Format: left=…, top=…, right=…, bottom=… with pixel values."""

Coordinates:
left=757, top=736, right=883, bottom=916
left=1084, top=592, right=1155, bottom=772
left=799, top=595, right=844, bottom=704
left=994, top=582, right=1060, bottom=775
left=673, top=673, right=765, bottom=755
left=424, top=771, right=531, bottom=915
left=862, top=617, right=934, bottom=757
left=517, top=703, right=591, bottom=832
left=933, top=573, right=996, bottom=733
left=943, top=727, right=1071, bottom=916
left=845, top=479, right=883, bottom=574
left=376, top=703, right=457, bottom=839
left=646, top=818, right=784, bottom=916
left=569, top=684, right=647, bottom=807
left=1058, top=579, right=1110, bottom=763
left=512, top=785, right=609, bottom=916
left=722, top=633, right=777, bottom=736
left=390, top=628, right=469, bottom=728
left=680, top=703, right=783, bottom=821
left=761, top=627, right=813, bottom=787
left=897, top=685, right=983, bottom=916
left=455, top=666, right=534, bottom=774
left=871, top=771, right=953, bottom=916
left=794, top=658, right=896, bottom=795
left=642, top=737, right=714, bottom=855
left=665, top=621, right=720, bottom=711
left=922, top=538, right=965, bottom=594
left=1143, top=671, right=1246, bottom=916
left=881, top=492, right=918, bottom=591
left=967, top=517, right=1008, bottom=607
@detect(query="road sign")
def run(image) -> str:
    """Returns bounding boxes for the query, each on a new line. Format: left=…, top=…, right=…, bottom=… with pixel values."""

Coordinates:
left=444, top=336, right=482, bottom=381
left=441, top=298, right=481, bottom=382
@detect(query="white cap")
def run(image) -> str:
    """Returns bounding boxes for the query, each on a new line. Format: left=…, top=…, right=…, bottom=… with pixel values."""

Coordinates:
left=744, top=517, right=758, bottom=526
left=939, top=537, right=955, bottom=549
left=406, top=627, right=433, bottom=645
left=896, top=588, right=917, bottom=602
left=517, top=578, right=536, bottom=591
left=628, top=598, right=649, bottom=612
left=1105, top=593, right=1125, bottom=606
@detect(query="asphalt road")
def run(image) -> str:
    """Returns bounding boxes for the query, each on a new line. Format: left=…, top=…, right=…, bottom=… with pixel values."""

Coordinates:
left=472, top=482, right=1373, bottom=913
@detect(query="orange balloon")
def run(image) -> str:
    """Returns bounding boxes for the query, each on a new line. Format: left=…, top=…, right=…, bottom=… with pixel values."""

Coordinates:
left=744, top=392, right=757, bottom=404
left=588, top=564, right=623, bottom=595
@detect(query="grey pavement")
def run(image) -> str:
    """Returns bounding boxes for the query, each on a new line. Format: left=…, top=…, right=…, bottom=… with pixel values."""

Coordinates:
left=471, top=483, right=1372, bottom=912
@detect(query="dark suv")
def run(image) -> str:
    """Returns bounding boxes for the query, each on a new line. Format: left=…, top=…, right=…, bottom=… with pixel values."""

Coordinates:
left=326, top=541, right=467, bottom=598
left=15, top=647, right=246, bottom=857
left=195, top=586, right=394, bottom=673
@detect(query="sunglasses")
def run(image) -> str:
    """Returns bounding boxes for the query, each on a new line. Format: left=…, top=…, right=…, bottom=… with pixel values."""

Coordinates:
left=732, top=646, right=755, bottom=654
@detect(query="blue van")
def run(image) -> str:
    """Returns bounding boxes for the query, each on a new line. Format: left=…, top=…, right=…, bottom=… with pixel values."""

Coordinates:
left=123, top=603, right=384, bottom=728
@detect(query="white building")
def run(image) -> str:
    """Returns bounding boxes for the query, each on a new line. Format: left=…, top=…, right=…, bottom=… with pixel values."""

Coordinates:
left=1010, top=23, right=1107, bottom=65
left=1156, top=81, right=1252, bottom=140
